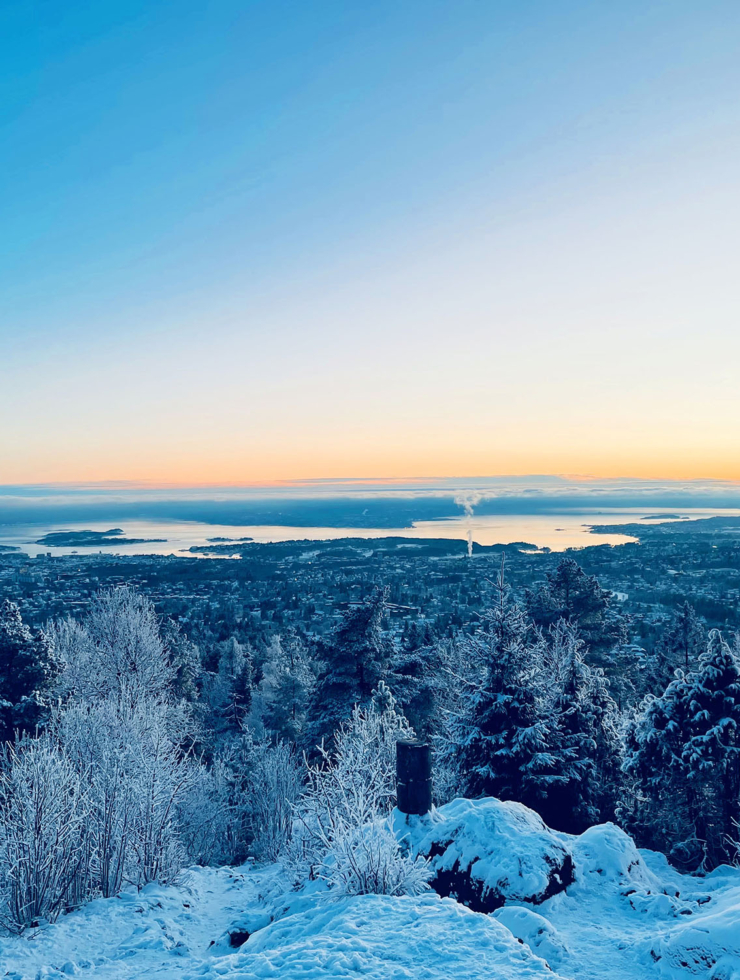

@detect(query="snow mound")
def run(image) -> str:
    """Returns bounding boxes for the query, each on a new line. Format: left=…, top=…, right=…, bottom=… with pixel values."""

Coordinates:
left=192, top=893, right=565, bottom=980
left=493, top=905, right=570, bottom=969
left=648, top=883, right=740, bottom=979
left=396, top=797, right=574, bottom=912
left=571, top=822, right=664, bottom=891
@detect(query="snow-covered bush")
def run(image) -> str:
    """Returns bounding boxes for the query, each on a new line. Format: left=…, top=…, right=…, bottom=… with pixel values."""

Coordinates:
left=290, top=682, right=423, bottom=893
left=0, top=735, right=90, bottom=932
left=125, top=698, right=198, bottom=887
left=52, top=689, right=198, bottom=893
left=177, top=758, right=235, bottom=866
left=248, top=739, right=303, bottom=862
left=53, top=698, right=137, bottom=898
left=316, top=816, right=431, bottom=896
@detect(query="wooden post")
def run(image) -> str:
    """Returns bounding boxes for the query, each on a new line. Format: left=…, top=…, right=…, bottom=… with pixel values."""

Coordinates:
left=396, top=740, right=432, bottom=815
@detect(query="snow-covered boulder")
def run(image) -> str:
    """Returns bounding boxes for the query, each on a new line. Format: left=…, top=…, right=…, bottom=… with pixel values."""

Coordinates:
left=571, top=822, right=664, bottom=893
left=493, top=905, right=570, bottom=969
left=206, top=893, right=566, bottom=980
left=395, top=797, right=575, bottom=913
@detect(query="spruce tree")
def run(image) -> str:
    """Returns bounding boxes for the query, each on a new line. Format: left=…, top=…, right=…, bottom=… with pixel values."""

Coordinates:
left=304, top=587, right=392, bottom=750
left=682, top=630, right=740, bottom=866
left=0, top=600, right=61, bottom=742
left=624, top=669, right=703, bottom=867
left=538, top=620, right=621, bottom=832
left=646, top=602, right=705, bottom=693
left=390, top=638, right=447, bottom=740
left=456, top=566, right=553, bottom=811
left=259, top=632, right=314, bottom=742
left=526, top=558, right=625, bottom=661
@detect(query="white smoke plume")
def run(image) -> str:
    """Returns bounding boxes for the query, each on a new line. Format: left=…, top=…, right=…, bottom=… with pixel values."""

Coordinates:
left=455, top=491, right=486, bottom=558
left=454, top=491, right=484, bottom=518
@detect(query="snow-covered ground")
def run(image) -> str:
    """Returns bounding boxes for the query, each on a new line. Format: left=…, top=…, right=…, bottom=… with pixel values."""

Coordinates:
left=3, top=800, right=740, bottom=980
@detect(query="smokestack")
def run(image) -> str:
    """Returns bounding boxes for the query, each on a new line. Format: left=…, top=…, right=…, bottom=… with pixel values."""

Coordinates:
left=396, top=740, right=432, bottom=815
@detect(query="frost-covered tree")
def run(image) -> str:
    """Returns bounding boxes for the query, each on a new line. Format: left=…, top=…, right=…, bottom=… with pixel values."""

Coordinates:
left=305, top=588, right=393, bottom=749
left=126, top=699, right=198, bottom=887
left=199, top=636, right=254, bottom=743
left=539, top=620, right=621, bottom=831
left=454, top=568, right=554, bottom=810
left=247, top=739, right=303, bottom=861
left=624, top=630, right=740, bottom=869
left=256, top=633, right=314, bottom=742
left=646, top=603, right=706, bottom=693
left=389, top=638, right=448, bottom=740
left=526, top=558, right=625, bottom=660
left=682, top=630, right=740, bottom=866
left=160, top=618, right=202, bottom=702
left=51, top=588, right=174, bottom=704
left=0, top=600, right=61, bottom=742
left=623, top=671, right=702, bottom=867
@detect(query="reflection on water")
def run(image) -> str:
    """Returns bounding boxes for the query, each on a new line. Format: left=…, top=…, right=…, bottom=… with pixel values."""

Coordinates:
left=0, top=508, right=722, bottom=557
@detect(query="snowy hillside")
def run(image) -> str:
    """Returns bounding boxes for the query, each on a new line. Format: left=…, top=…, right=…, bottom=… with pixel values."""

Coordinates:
left=3, top=798, right=740, bottom=980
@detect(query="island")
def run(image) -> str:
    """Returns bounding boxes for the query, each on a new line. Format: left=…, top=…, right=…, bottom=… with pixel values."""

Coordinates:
left=35, top=528, right=167, bottom=547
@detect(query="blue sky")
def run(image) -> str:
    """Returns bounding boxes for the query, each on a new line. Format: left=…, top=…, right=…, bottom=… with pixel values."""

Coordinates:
left=2, top=1, right=739, bottom=483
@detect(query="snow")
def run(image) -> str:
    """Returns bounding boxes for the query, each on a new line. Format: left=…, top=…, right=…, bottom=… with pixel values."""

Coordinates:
left=195, top=894, right=560, bottom=980
left=395, top=796, right=573, bottom=909
left=3, top=799, right=740, bottom=980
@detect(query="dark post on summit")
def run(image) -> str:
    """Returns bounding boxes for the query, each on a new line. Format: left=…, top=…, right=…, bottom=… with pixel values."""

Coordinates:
left=396, top=740, right=432, bottom=815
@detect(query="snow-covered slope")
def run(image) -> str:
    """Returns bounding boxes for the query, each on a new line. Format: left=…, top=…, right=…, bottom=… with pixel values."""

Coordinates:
left=2, top=799, right=740, bottom=980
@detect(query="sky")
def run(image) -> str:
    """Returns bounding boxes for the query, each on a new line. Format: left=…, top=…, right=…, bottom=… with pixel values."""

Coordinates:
left=1, top=0, right=739, bottom=486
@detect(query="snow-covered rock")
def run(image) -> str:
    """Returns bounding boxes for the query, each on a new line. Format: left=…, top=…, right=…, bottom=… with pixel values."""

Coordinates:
left=395, top=797, right=574, bottom=912
left=198, top=893, right=564, bottom=980
left=493, top=904, right=570, bottom=969
left=570, top=822, right=664, bottom=892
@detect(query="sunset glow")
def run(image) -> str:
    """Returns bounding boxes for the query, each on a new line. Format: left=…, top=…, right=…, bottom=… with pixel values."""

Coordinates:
left=2, top=1, right=739, bottom=486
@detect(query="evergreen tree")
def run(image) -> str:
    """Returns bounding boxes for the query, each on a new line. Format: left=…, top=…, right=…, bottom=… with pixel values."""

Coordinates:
left=160, top=618, right=201, bottom=702
left=258, top=632, right=314, bottom=742
left=526, top=558, right=625, bottom=660
left=304, top=588, right=392, bottom=750
left=682, top=630, right=740, bottom=866
left=390, top=637, right=448, bottom=740
left=538, top=620, right=622, bottom=832
left=0, top=601, right=61, bottom=743
left=623, top=670, right=702, bottom=867
left=455, top=566, right=554, bottom=810
left=646, top=603, right=705, bottom=693
left=623, top=630, right=740, bottom=869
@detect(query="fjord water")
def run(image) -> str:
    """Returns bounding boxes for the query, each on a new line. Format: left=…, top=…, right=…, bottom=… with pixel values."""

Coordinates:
left=2, top=508, right=736, bottom=558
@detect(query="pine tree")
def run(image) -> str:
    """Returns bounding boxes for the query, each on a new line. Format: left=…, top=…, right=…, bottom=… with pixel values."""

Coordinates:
left=304, top=588, right=392, bottom=750
left=526, top=558, right=625, bottom=660
left=537, top=620, right=619, bottom=832
left=0, top=601, right=61, bottom=743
